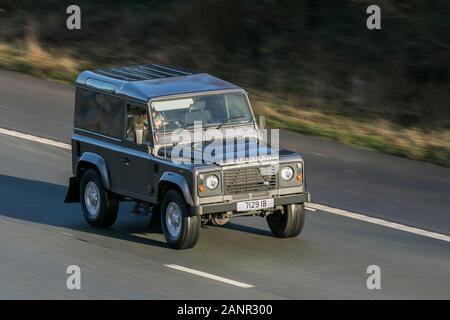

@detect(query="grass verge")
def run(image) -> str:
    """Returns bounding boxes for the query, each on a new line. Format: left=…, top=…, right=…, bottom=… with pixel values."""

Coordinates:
left=256, top=102, right=450, bottom=167
left=0, top=39, right=83, bottom=83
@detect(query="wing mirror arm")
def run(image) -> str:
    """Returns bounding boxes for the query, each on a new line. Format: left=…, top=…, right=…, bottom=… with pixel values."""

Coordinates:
left=258, top=115, right=266, bottom=130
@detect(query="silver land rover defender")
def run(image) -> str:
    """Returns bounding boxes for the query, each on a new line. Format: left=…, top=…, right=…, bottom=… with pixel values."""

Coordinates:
left=65, top=64, right=310, bottom=249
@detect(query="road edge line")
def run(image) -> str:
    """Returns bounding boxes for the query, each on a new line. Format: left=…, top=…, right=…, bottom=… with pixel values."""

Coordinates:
left=308, top=203, right=450, bottom=243
left=0, top=128, right=71, bottom=150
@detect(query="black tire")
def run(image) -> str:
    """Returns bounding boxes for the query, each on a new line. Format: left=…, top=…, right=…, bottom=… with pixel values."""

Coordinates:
left=266, top=203, right=305, bottom=238
left=160, top=189, right=200, bottom=249
left=80, top=169, right=119, bottom=228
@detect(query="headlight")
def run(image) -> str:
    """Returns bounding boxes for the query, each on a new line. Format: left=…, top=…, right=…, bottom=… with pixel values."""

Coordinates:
left=281, top=166, right=294, bottom=181
left=205, top=175, right=219, bottom=190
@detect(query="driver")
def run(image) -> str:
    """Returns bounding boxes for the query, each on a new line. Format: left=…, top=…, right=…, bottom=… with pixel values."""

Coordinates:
left=127, top=114, right=148, bottom=137
left=152, top=110, right=166, bottom=130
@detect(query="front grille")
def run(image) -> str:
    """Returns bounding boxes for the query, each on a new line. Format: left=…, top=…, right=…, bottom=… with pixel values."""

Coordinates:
left=223, top=166, right=278, bottom=195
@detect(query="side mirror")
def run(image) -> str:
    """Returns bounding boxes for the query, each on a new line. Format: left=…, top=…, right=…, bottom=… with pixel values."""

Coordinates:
left=134, top=128, right=144, bottom=145
left=258, top=115, right=266, bottom=130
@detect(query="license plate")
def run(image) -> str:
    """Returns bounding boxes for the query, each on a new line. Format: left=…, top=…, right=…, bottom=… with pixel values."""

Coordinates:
left=237, top=198, right=274, bottom=212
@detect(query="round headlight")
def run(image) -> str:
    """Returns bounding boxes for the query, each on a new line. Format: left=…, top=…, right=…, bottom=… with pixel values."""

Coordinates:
left=281, top=166, right=294, bottom=181
left=205, top=175, right=219, bottom=190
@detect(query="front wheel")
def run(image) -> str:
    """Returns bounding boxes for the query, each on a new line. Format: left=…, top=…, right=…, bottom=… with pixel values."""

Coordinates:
left=266, top=203, right=305, bottom=238
left=161, top=189, right=200, bottom=249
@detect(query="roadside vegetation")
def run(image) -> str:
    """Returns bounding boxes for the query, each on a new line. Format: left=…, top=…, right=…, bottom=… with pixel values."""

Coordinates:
left=0, top=0, right=448, bottom=166
left=255, top=99, right=450, bottom=166
left=0, top=29, right=83, bottom=82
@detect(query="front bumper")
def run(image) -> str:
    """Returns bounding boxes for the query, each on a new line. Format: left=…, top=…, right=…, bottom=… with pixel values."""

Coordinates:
left=191, top=192, right=311, bottom=215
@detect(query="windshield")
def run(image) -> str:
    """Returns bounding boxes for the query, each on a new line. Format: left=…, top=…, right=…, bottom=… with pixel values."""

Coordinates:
left=150, top=91, right=253, bottom=132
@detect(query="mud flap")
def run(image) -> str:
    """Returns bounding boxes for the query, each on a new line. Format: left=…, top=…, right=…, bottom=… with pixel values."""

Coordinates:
left=148, top=204, right=162, bottom=231
left=64, top=177, right=80, bottom=203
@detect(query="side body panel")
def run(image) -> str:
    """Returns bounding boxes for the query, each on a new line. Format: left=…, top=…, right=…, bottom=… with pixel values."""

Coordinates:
left=72, top=133, right=195, bottom=205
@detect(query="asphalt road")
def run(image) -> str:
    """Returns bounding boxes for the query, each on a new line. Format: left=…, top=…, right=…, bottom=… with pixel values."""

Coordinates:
left=0, top=70, right=449, bottom=299
left=1, top=70, right=449, bottom=234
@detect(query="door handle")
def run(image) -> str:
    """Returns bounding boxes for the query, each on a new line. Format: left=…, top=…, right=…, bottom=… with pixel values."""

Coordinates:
left=121, top=157, right=130, bottom=166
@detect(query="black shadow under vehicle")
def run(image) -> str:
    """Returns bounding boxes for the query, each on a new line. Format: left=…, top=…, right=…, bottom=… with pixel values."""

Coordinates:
left=65, top=64, right=311, bottom=249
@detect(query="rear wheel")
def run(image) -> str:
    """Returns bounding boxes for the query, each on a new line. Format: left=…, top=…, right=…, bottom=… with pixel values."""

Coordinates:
left=161, top=189, right=200, bottom=249
left=266, top=203, right=305, bottom=238
left=80, top=169, right=119, bottom=228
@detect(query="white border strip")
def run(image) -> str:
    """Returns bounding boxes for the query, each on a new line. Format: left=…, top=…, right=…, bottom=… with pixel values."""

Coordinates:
left=308, top=203, right=450, bottom=243
left=1, top=127, right=449, bottom=243
left=61, top=231, right=74, bottom=237
left=0, top=128, right=71, bottom=150
left=165, top=264, right=254, bottom=288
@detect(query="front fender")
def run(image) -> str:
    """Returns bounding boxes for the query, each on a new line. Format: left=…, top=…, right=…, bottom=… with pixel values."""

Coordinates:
left=158, top=172, right=193, bottom=206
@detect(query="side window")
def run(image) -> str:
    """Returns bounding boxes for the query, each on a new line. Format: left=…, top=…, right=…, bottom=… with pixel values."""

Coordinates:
left=74, top=88, right=123, bottom=137
left=125, top=104, right=150, bottom=144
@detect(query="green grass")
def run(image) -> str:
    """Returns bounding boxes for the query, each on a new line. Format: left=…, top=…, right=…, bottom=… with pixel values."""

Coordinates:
left=0, top=62, right=77, bottom=83
left=0, top=42, right=80, bottom=83
left=266, top=117, right=449, bottom=167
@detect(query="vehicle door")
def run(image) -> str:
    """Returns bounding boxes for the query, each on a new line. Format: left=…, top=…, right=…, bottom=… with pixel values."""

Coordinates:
left=120, top=103, right=153, bottom=200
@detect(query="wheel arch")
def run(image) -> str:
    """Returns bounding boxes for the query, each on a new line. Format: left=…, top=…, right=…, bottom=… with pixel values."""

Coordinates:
left=76, top=152, right=111, bottom=190
left=158, top=172, right=193, bottom=206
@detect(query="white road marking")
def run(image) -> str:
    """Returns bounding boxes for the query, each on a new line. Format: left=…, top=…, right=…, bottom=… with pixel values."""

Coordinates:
left=311, top=152, right=327, bottom=158
left=308, top=203, right=450, bottom=243
left=0, top=128, right=71, bottom=150
left=61, top=232, right=74, bottom=237
left=1, top=127, right=449, bottom=243
left=164, top=264, right=255, bottom=288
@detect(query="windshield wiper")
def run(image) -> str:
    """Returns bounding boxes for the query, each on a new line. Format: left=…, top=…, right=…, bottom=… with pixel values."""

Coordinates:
left=185, top=120, right=207, bottom=129
left=216, top=116, right=248, bottom=129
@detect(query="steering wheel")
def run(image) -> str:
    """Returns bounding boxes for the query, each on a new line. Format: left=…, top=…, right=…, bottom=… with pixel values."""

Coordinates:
left=163, top=120, right=185, bottom=129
